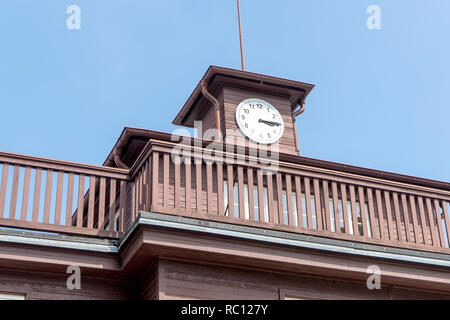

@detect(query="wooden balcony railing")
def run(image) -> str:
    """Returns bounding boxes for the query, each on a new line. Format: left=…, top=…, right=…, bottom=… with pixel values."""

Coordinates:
left=130, top=138, right=450, bottom=254
left=1, top=137, right=449, bottom=254
left=0, top=151, right=130, bottom=238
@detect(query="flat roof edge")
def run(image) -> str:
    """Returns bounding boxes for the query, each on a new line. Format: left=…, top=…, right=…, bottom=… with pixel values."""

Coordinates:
left=0, top=228, right=118, bottom=253
left=172, top=65, right=315, bottom=126
left=135, top=211, right=450, bottom=268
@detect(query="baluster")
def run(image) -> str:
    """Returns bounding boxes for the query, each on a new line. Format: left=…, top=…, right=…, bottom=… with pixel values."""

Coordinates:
left=267, top=173, right=275, bottom=224
left=442, top=200, right=450, bottom=247
left=147, top=159, right=152, bottom=212
left=248, top=168, right=254, bottom=221
left=54, top=171, right=64, bottom=225
left=119, top=180, right=126, bottom=232
left=303, top=177, right=314, bottom=229
left=185, top=159, right=191, bottom=214
left=433, top=199, right=446, bottom=248
left=226, top=165, right=234, bottom=218
left=349, top=185, right=358, bottom=235
left=322, top=180, right=332, bottom=232
left=331, top=182, right=340, bottom=233
left=357, top=186, right=369, bottom=237
left=425, top=198, right=439, bottom=247
left=43, top=170, right=53, bottom=224
left=175, top=157, right=181, bottom=211
left=32, top=169, right=42, bottom=223
left=276, top=173, right=283, bottom=224
left=108, top=179, right=116, bottom=231
left=0, top=164, right=8, bottom=218
left=136, top=168, right=142, bottom=215
left=313, top=179, right=323, bottom=230
left=217, top=163, right=224, bottom=216
left=87, top=176, right=96, bottom=229
left=340, top=184, right=350, bottom=235
left=20, top=166, right=31, bottom=221
left=237, top=166, right=245, bottom=219
left=195, top=159, right=202, bottom=213
left=375, top=189, right=385, bottom=240
left=285, top=174, right=293, bottom=226
left=408, top=195, right=421, bottom=244
left=76, top=175, right=85, bottom=228
left=392, top=192, right=403, bottom=242
left=142, top=162, right=148, bottom=212
left=9, top=166, right=20, bottom=219
left=304, top=177, right=313, bottom=229
left=98, top=177, right=106, bottom=230
left=383, top=191, right=395, bottom=241
left=295, top=176, right=303, bottom=228
left=206, top=162, right=213, bottom=214
left=366, top=188, right=377, bottom=238
left=257, top=169, right=265, bottom=222
left=163, top=153, right=170, bottom=209
left=417, top=197, right=429, bottom=245
left=65, top=173, right=74, bottom=226
left=400, top=194, right=412, bottom=243
left=151, top=152, right=159, bottom=208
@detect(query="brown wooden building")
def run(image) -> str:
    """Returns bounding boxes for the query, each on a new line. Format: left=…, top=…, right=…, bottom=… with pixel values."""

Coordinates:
left=0, top=66, right=449, bottom=300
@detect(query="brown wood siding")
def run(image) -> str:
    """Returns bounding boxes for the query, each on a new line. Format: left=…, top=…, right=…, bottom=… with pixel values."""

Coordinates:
left=0, top=268, right=133, bottom=300
left=157, top=259, right=450, bottom=300
left=139, top=261, right=159, bottom=300
left=200, top=101, right=219, bottom=138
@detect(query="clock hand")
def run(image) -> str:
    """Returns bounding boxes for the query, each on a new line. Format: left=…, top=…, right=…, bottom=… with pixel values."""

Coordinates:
left=259, top=119, right=281, bottom=127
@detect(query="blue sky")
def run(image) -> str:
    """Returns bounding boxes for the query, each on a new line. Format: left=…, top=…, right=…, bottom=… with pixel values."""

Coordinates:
left=0, top=0, right=449, bottom=182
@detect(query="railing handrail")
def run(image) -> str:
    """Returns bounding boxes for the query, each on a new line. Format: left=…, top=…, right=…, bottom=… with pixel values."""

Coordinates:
left=0, top=150, right=130, bottom=180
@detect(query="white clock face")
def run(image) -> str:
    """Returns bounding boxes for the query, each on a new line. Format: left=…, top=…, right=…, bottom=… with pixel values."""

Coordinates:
left=235, top=98, right=284, bottom=145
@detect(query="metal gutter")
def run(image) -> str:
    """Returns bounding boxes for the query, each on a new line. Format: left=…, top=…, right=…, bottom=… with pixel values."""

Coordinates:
left=201, top=80, right=222, bottom=141
left=0, top=229, right=118, bottom=253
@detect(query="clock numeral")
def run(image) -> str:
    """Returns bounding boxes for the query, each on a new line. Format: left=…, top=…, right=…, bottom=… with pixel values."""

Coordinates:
left=244, top=123, right=248, bottom=128
left=244, top=109, right=250, bottom=114
left=241, top=115, right=245, bottom=120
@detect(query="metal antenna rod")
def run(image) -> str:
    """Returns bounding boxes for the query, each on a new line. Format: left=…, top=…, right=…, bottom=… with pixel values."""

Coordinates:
left=237, top=0, right=245, bottom=71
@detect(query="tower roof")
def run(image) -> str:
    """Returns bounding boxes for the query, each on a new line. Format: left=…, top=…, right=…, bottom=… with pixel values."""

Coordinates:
left=172, top=65, right=315, bottom=128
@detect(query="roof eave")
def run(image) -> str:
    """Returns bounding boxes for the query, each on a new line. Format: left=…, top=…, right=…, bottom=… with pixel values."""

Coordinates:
left=172, top=65, right=315, bottom=127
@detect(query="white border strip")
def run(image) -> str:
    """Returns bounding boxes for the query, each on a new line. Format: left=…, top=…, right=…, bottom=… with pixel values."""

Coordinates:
left=0, top=233, right=118, bottom=253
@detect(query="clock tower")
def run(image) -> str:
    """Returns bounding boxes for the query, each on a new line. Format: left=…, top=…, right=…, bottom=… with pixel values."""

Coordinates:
left=173, top=66, right=315, bottom=155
